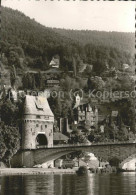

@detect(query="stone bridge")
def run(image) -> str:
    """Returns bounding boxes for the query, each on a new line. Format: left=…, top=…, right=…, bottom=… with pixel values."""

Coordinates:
left=11, top=142, right=136, bottom=168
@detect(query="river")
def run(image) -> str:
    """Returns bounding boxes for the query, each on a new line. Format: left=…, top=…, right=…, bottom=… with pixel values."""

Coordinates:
left=0, top=172, right=135, bottom=195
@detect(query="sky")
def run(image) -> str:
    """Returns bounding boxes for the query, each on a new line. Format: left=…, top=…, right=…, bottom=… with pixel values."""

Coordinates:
left=2, top=0, right=135, bottom=32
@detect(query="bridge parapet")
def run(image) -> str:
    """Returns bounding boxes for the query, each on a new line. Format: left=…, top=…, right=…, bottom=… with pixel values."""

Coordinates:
left=35, top=141, right=136, bottom=149
left=11, top=142, right=136, bottom=168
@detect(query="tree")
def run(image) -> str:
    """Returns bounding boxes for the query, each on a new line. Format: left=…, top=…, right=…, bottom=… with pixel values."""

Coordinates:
left=119, top=73, right=134, bottom=92
left=35, top=71, right=44, bottom=90
left=10, top=65, right=16, bottom=88
left=43, top=56, right=49, bottom=70
left=70, top=126, right=89, bottom=144
left=0, top=100, right=18, bottom=126
left=73, top=57, right=77, bottom=77
left=22, top=73, right=36, bottom=89
left=118, top=124, right=129, bottom=141
left=60, top=76, right=79, bottom=92
left=33, top=57, right=44, bottom=70
left=87, top=76, right=105, bottom=91
left=105, top=78, right=121, bottom=92
left=8, top=51, right=21, bottom=68
left=84, top=64, right=93, bottom=77
left=93, top=60, right=107, bottom=76
left=0, top=122, right=20, bottom=167
left=0, top=137, right=6, bottom=162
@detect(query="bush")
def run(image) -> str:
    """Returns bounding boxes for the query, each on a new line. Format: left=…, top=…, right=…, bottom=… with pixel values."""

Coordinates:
left=76, top=166, right=88, bottom=175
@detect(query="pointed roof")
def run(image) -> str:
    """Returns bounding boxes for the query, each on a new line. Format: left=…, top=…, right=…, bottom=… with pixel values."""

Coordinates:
left=24, top=95, right=54, bottom=117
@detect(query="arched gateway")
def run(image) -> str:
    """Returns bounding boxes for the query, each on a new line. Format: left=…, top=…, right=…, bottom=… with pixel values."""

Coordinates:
left=36, top=134, right=48, bottom=146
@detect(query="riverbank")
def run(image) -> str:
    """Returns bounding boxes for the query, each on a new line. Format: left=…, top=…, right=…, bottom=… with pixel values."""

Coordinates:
left=1, top=167, right=135, bottom=176
left=0, top=168, right=76, bottom=176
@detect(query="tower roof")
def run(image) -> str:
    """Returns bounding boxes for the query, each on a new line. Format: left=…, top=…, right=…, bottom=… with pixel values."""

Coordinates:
left=24, top=95, right=54, bottom=117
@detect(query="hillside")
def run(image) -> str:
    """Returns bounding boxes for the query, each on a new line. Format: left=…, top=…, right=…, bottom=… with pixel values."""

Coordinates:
left=0, top=6, right=135, bottom=155
left=53, top=28, right=135, bottom=54
left=1, top=6, right=135, bottom=77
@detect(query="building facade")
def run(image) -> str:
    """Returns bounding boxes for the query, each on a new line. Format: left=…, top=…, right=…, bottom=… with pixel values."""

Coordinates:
left=49, top=56, right=60, bottom=68
left=73, top=95, right=98, bottom=130
left=76, top=103, right=98, bottom=129
left=22, top=95, right=54, bottom=149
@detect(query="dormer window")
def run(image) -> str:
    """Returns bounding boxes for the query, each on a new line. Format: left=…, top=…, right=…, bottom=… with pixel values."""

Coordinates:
left=35, top=100, right=43, bottom=111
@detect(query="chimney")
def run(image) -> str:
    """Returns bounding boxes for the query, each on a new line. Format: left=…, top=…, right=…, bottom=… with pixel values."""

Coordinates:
left=59, top=118, right=69, bottom=134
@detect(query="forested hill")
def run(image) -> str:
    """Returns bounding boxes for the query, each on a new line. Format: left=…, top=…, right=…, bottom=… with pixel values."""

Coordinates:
left=53, top=28, right=135, bottom=54
left=1, top=6, right=135, bottom=73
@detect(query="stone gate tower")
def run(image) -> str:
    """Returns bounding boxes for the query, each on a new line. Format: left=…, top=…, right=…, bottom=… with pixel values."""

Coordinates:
left=22, top=95, right=54, bottom=149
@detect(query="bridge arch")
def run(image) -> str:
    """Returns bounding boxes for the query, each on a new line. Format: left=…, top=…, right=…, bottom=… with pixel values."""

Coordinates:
left=119, top=154, right=136, bottom=169
left=109, top=157, right=120, bottom=167
left=11, top=143, right=136, bottom=168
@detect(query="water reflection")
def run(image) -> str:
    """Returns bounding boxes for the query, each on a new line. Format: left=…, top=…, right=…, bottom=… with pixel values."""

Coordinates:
left=0, top=173, right=135, bottom=195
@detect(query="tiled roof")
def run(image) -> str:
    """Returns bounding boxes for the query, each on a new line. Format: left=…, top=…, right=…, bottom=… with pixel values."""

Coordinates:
left=79, top=64, right=87, bottom=73
left=53, top=132, right=69, bottom=141
left=44, top=68, right=62, bottom=74
left=24, top=95, right=54, bottom=117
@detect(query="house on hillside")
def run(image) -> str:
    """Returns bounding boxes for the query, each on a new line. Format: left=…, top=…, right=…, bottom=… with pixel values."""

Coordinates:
left=46, top=77, right=60, bottom=87
left=49, top=56, right=60, bottom=68
left=43, top=68, right=62, bottom=87
left=122, top=64, right=130, bottom=71
left=73, top=95, right=98, bottom=130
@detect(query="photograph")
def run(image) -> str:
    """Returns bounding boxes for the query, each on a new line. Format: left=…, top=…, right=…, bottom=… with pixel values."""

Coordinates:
left=0, top=0, right=136, bottom=195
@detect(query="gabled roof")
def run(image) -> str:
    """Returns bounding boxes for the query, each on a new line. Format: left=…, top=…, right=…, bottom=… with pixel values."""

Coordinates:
left=79, top=64, right=87, bottom=73
left=49, top=57, right=59, bottom=67
left=53, top=132, right=69, bottom=141
left=24, top=95, right=54, bottom=117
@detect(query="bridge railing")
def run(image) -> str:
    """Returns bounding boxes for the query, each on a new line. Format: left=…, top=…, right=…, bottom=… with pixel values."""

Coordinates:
left=36, top=143, right=92, bottom=149
left=53, top=143, right=92, bottom=148
left=36, top=140, right=136, bottom=149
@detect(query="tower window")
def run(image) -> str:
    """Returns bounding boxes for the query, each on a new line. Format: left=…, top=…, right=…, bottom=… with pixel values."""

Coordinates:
left=36, top=115, right=41, bottom=119
left=36, top=124, right=39, bottom=127
left=45, top=125, right=47, bottom=128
